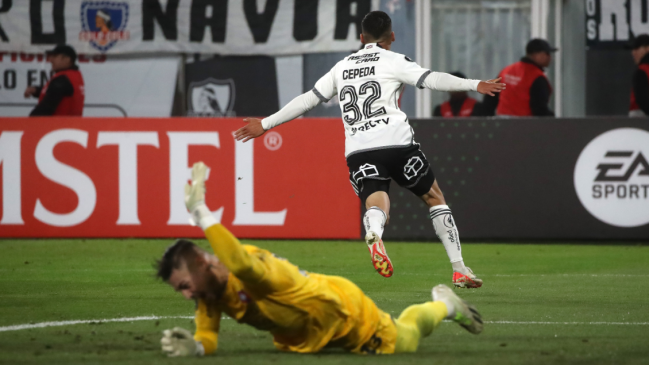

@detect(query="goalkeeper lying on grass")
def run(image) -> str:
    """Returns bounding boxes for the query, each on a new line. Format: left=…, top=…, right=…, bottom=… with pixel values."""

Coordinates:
left=157, top=162, right=483, bottom=357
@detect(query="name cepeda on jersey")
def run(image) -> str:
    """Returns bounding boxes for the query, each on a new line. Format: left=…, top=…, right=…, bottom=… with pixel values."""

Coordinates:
left=343, top=66, right=375, bottom=80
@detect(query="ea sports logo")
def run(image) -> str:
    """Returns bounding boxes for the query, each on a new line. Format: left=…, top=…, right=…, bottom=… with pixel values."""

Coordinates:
left=574, top=128, right=649, bottom=227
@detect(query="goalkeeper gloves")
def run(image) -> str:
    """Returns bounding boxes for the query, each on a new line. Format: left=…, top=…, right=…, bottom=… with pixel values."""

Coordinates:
left=160, top=327, right=205, bottom=357
left=185, top=162, right=218, bottom=230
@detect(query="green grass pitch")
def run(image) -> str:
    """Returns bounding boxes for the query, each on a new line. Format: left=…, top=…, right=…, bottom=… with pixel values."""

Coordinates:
left=0, top=239, right=648, bottom=365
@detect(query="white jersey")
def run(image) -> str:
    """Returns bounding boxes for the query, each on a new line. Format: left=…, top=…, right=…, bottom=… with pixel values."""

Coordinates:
left=312, top=43, right=432, bottom=157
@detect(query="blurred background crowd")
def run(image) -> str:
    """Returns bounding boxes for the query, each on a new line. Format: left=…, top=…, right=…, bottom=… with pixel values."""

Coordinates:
left=0, top=0, right=643, bottom=120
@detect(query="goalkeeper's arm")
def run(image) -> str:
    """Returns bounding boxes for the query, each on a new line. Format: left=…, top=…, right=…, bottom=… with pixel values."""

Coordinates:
left=185, top=162, right=266, bottom=282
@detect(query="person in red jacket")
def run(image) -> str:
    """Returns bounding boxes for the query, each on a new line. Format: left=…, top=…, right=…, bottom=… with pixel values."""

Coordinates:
left=482, top=39, right=556, bottom=117
left=629, top=34, right=649, bottom=117
left=433, top=72, right=481, bottom=117
left=24, top=45, right=85, bottom=116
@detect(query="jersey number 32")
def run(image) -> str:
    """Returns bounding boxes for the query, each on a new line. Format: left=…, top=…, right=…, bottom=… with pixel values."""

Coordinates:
left=339, top=81, right=387, bottom=125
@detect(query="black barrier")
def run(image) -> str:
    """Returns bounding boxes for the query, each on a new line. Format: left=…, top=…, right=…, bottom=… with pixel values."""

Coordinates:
left=379, top=118, right=649, bottom=240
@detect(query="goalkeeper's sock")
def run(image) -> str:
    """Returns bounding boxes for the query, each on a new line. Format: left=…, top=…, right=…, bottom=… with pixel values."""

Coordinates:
left=364, top=207, right=387, bottom=238
left=394, top=301, right=448, bottom=353
left=398, top=301, right=448, bottom=337
left=429, top=205, right=467, bottom=273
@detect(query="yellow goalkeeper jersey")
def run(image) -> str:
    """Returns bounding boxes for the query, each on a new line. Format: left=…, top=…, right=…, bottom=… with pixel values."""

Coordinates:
left=192, top=224, right=397, bottom=355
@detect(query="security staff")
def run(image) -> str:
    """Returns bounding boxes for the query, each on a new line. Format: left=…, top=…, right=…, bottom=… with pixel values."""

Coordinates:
left=433, top=72, right=480, bottom=117
left=483, top=39, right=556, bottom=117
left=629, top=34, right=649, bottom=117
left=24, top=45, right=85, bottom=116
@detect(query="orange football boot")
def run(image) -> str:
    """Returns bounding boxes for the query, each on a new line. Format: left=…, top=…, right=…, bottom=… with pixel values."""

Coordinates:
left=365, top=231, right=393, bottom=278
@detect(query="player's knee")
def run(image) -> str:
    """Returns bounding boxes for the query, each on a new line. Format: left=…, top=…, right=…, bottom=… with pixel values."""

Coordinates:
left=420, top=188, right=446, bottom=207
left=360, top=179, right=390, bottom=207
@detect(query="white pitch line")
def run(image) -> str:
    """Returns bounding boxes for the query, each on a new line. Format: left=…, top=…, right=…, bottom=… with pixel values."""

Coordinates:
left=0, top=316, right=194, bottom=333
left=2, top=317, right=648, bottom=333
left=484, top=321, right=649, bottom=325
left=490, top=274, right=649, bottom=278
left=332, top=273, right=649, bottom=277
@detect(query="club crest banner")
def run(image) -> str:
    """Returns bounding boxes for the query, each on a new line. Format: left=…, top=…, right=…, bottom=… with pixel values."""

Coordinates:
left=0, top=0, right=373, bottom=55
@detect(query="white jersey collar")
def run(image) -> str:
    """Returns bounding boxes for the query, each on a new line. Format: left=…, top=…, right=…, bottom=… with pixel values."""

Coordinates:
left=363, top=43, right=382, bottom=50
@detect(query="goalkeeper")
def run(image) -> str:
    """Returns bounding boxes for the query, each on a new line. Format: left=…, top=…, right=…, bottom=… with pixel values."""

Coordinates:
left=158, top=162, right=483, bottom=357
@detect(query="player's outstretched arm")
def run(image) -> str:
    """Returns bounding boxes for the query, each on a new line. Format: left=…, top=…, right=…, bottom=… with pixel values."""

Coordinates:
left=184, top=162, right=265, bottom=281
left=476, top=77, right=506, bottom=97
left=421, top=72, right=506, bottom=96
left=234, top=90, right=323, bottom=142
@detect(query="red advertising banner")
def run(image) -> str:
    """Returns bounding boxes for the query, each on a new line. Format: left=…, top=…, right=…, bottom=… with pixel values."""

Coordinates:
left=0, top=118, right=360, bottom=239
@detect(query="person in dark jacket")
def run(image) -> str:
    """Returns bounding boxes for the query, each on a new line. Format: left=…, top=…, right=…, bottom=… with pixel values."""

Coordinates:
left=629, top=34, right=649, bottom=117
left=482, top=39, right=556, bottom=117
left=433, top=71, right=482, bottom=117
left=24, top=45, right=85, bottom=116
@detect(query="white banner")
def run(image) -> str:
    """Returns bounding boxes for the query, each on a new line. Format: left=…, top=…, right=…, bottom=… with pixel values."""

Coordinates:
left=0, top=54, right=179, bottom=117
left=0, top=0, right=374, bottom=55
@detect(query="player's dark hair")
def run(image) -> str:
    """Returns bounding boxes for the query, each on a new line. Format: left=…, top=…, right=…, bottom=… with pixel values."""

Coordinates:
left=155, top=239, right=199, bottom=281
left=361, top=11, right=392, bottom=41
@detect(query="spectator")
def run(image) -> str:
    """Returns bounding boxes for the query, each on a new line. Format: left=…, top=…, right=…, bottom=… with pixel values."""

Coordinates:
left=629, top=34, right=649, bottom=117
left=24, top=45, right=85, bottom=116
left=483, top=39, right=556, bottom=117
left=433, top=71, right=482, bottom=117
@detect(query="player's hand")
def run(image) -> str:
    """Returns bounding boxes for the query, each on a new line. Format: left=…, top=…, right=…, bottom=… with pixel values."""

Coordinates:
left=24, top=86, right=37, bottom=98
left=160, top=327, right=204, bottom=357
left=477, top=77, right=506, bottom=96
left=234, top=118, right=266, bottom=143
left=184, top=162, right=207, bottom=212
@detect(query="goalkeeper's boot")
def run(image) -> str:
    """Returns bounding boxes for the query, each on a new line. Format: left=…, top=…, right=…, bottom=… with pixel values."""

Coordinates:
left=452, top=267, right=483, bottom=289
left=432, top=284, right=483, bottom=335
left=365, top=231, right=393, bottom=278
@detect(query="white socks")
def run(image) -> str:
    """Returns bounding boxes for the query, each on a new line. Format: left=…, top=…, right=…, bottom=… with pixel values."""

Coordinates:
left=364, top=207, right=387, bottom=238
left=429, top=205, right=467, bottom=273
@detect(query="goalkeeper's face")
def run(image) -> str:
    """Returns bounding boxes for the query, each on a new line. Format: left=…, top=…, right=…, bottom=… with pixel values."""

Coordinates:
left=167, top=254, right=227, bottom=304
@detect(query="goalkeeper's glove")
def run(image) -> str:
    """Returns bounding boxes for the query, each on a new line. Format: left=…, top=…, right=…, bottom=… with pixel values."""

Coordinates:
left=185, top=162, right=218, bottom=230
left=160, top=327, right=205, bottom=357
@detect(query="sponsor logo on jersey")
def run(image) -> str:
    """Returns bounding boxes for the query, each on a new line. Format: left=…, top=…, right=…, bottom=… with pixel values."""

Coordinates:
left=79, top=2, right=130, bottom=52
left=403, top=156, right=425, bottom=180
left=187, top=78, right=236, bottom=117
left=347, top=52, right=380, bottom=64
left=350, top=118, right=389, bottom=135
left=342, top=66, right=376, bottom=80
left=574, top=128, right=649, bottom=227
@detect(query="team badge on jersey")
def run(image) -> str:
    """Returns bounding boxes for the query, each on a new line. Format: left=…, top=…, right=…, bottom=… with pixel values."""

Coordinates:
left=403, top=156, right=424, bottom=180
left=187, top=78, right=236, bottom=117
left=238, top=290, right=251, bottom=303
left=79, top=2, right=130, bottom=52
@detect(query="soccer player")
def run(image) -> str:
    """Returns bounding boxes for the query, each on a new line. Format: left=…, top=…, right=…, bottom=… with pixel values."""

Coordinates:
left=234, top=11, right=505, bottom=286
left=157, top=162, right=483, bottom=357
